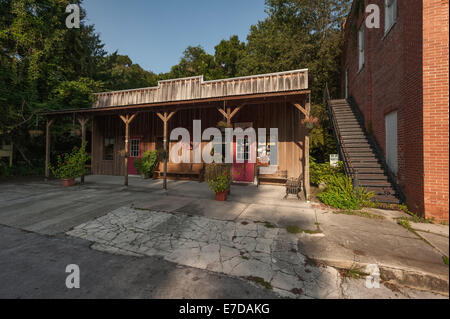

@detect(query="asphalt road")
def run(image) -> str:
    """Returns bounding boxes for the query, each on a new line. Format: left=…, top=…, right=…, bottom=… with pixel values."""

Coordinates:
left=0, top=225, right=278, bottom=299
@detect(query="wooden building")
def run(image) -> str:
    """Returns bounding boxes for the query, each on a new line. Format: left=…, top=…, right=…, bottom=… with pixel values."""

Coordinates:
left=43, top=69, right=312, bottom=198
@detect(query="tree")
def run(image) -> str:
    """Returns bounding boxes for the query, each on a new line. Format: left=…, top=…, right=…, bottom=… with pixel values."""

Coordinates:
left=165, top=46, right=223, bottom=80
left=236, top=0, right=351, bottom=162
left=98, top=52, right=158, bottom=91
left=214, top=35, right=246, bottom=78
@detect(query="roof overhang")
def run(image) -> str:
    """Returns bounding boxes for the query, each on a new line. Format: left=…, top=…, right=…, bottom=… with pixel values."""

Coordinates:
left=40, top=89, right=311, bottom=117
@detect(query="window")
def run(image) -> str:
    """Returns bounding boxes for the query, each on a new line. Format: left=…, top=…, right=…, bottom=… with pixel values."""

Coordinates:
left=130, top=139, right=140, bottom=158
left=257, top=134, right=276, bottom=164
left=385, top=0, right=397, bottom=34
left=103, top=137, right=114, bottom=160
left=358, top=24, right=365, bottom=72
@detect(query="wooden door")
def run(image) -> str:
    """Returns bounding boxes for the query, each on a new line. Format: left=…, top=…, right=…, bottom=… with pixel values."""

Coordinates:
left=233, top=136, right=255, bottom=183
left=128, top=138, right=141, bottom=175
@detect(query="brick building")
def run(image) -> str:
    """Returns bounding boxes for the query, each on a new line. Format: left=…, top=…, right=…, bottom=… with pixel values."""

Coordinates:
left=341, top=0, right=449, bottom=221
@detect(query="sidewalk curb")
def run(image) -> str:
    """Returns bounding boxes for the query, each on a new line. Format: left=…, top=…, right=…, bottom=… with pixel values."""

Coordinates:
left=313, top=258, right=449, bottom=296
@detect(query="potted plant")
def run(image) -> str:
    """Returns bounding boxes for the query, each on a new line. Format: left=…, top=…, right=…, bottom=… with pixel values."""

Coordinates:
left=49, top=143, right=90, bottom=187
left=133, top=150, right=158, bottom=179
left=205, top=163, right=232, bottom=201
left=301, top=116, right=319, bottom=130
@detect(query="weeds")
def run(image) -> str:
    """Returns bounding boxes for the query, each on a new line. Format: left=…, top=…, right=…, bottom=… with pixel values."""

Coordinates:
left=247, top=276, right=273, bottom=290
left=333, top=210, right=385, bottom=220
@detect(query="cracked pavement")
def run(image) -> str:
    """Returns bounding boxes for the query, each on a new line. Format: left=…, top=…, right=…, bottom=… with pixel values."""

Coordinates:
left=67, top=206, right=446, bottom=299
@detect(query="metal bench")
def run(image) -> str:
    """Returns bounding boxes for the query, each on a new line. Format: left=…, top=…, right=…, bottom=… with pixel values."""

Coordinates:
left=284, top=175, right=303, bottom=200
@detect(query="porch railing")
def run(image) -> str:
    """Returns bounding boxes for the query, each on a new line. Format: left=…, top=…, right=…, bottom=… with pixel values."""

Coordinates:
left=324, top=84, right=359, bottom=192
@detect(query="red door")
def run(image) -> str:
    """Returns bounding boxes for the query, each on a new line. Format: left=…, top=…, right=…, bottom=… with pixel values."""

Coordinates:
left=233, top=137, right=255, bottom=183
left=128, top=138, right=141, bottom=175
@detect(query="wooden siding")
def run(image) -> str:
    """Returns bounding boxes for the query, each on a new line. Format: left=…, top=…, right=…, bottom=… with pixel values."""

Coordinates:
left=93, top=69, right=308, bottom=108
left=92, top=101, right=307, bottom=178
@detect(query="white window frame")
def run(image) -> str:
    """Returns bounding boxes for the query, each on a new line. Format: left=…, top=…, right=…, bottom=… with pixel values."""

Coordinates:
left=384, top=0, right=397, bottom=35
left=130, top=139, right=140, bottom=158
left=358, top=24, right=365, bottom=72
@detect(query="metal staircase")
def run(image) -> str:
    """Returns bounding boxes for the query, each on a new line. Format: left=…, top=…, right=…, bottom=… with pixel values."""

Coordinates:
left=325, top=88, right=401, bottom=204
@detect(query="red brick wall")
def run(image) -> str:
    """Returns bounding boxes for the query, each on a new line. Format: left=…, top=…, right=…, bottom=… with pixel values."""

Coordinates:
left=341, top=0, right=449, bottom=221
left=422, top=0, right=449, bottom=221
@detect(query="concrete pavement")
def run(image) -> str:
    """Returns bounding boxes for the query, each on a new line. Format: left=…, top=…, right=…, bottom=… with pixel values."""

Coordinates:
left=0, top=175, right=448, bottom=297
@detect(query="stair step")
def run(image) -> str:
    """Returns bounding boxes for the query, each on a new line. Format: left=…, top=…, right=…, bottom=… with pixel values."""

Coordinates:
left=355, top=168, right=385, bottom=174
left=348, top=153, right=376, bottom=158
left=352, top=162, right=383, bottom=168
left=341, top=134, right=367, bottom=138
left=340, top=128, right=364, bottom=132
left=336, top=114, right=357, bottom=118
left=336, top=113, right=356, bottom=120
left=347, top=149, right=374, bottom=154
left=345, top=143, right=371, bottom=148
left=342, top=137, right=368, bottom=142
left=364, top=187, right=397, bottom=196
left=337, top=121, right=359, bottom=125
left=351, top=158, right=379, bottom=163
left=360, top=181, right=392, bottom=187
left=358, top=174, right=388, bottom=180
left=371, top=195, right=400, bottom=204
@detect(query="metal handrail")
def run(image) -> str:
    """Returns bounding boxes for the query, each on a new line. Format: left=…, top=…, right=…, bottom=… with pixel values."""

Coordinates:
left=324, top=84, right=359, bottom=192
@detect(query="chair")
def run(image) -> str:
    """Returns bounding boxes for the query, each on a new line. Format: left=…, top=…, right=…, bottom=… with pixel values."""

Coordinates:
left=284, top=175, right=303, bottom=200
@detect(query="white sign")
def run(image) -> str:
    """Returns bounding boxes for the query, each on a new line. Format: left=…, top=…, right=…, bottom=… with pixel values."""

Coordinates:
left=330, top=154, right=339, bottom=167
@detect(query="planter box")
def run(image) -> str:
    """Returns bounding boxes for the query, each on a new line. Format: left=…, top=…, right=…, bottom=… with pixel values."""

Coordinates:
left=215, top=191, right=228, bottom=201
left=62, top=178, right=76, bottom=187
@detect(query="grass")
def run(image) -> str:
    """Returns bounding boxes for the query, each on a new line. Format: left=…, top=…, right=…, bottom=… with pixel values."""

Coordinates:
left=286, top=225, right=318, bottom=235
left=247, top=276, right=273, bottom=290
left=443, top=256, right=449, bottom=266
left=333, top=210, right=385, bottom=220
left=397, top=218, right=412, bottom=230
left=263, top=222, right=276, bottom=229
left=367, top=202, right=434, bottom=224
left=286, top=225, right=301, bottom=234
left=339, top=267, right=369, bottom=280
left=241, top=256, right=249, bottom=260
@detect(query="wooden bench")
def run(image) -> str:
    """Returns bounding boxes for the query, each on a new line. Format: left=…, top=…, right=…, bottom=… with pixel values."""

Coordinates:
left=256, top=168, right=288, bottom=186
left=154, top=163, right=205, bottom=181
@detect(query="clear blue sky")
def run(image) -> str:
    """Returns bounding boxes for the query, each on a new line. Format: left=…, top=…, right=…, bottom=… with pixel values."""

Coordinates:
left=83, top=0, right=268, bottom=74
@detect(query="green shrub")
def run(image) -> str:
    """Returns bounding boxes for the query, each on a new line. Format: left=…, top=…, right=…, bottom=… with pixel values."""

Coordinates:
left=49, top=143, right=90, bottom=179
left=0, top=162, right=44, bottom=178
left=317, top=175, right=375, bottom=210
left=133, top=150, right=158, bottom=178
left=205, top=164, right=232, bottom=194
left=310, top=156, right=344, bottom=186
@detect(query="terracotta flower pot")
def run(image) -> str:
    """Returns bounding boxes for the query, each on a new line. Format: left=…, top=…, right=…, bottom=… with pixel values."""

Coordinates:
left=215, top=191, right=228, bottom=201
left=62, top=178, right=76, bottom=187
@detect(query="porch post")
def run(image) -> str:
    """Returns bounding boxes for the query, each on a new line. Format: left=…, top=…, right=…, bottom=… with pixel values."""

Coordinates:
left=305, top=96, right=311, bottom=201
left=291, top=100, right=311, bottom=201
left=217, top=104, right=244, bottom=126
left=77, top=116, right=89, bottom=184
left=120, top=113, right=138, bottom=186
left=157, top=111, right=177, bottom=190
left=45, top=118, right=55, bottom=180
